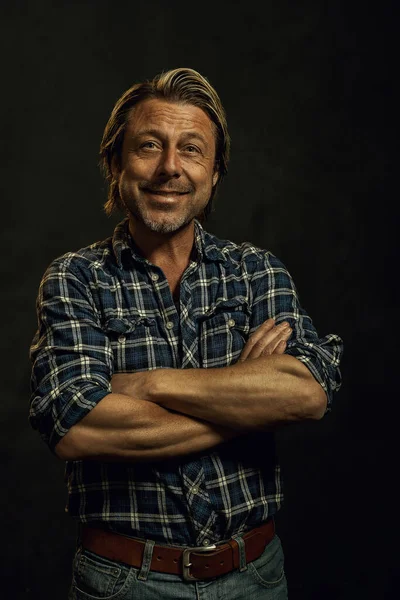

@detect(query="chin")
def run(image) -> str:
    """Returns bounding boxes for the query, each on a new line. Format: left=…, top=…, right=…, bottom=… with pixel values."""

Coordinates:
left=141, top=213, right=193, bottom=234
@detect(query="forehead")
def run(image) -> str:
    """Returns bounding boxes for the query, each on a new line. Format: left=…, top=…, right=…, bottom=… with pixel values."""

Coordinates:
left=125, top=98, right=216, bottom=141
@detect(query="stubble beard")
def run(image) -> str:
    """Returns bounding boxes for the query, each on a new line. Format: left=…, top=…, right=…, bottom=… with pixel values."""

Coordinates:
left=134, top=204, right=193, bottom=234
left=120, top=184, right=208, bottom=235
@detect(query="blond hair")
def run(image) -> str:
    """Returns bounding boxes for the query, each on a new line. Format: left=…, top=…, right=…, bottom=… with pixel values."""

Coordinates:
left=99, top=68, right=230, bottom=219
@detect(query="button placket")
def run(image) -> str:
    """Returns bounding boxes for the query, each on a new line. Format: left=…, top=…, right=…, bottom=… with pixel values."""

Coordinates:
left=181, top=260, right=198, bottom=287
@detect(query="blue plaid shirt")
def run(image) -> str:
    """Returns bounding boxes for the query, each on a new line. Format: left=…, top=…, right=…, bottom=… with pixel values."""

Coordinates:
left=29, top=219, right=343, bottom=546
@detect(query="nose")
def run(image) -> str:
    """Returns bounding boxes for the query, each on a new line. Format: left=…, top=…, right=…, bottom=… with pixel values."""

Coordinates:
left=156, top=147, right=182, bottom=178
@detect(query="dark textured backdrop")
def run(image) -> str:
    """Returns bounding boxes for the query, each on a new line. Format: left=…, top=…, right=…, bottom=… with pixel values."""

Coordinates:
left=1, top=1, right=396, bottom=598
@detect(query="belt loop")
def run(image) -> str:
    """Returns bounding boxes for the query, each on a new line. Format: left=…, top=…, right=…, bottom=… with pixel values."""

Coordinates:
left=231, top=534, right=247, bottom=572
left=137, top=539, right=155, bottom=581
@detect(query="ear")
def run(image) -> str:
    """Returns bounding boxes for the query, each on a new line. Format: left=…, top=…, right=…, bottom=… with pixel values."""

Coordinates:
left=212, top=170, right=219, bottom=187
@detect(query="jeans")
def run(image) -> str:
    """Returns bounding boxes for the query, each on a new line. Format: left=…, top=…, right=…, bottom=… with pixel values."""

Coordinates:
left=68, top=533, right=288, bottom=599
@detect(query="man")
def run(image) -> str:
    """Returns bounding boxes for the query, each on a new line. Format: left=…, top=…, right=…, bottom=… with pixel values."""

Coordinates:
left=29, top=68, right=343, bottom=599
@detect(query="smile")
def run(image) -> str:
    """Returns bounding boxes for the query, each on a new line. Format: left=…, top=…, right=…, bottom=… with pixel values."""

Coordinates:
left=145, top=190, right=189, bottom=195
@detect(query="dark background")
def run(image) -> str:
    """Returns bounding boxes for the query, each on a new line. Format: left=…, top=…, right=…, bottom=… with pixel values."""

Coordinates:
left=1, top=1, right=396, bottom=598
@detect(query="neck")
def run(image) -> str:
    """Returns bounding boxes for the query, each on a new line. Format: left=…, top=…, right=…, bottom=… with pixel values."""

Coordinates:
left=128, top=219, right=196, bottom=270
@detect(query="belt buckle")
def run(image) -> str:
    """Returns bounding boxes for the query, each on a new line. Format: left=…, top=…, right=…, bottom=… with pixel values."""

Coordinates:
left=182, top=544, right=217, bottom=581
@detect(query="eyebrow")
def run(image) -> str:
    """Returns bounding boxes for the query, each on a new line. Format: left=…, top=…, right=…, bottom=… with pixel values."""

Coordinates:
left=133, top=129, right=210, bottom=148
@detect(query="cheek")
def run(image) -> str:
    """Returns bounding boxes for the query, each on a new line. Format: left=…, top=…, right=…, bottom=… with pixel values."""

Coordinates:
left=118, top=175, right=138, bottom=203
left=188, top=162, right=216, bottom=187
left=124, top=156, right=155, bottom=178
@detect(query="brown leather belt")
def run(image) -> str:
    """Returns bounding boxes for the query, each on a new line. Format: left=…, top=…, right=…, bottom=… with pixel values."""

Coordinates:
left=80, top=519, right=275, bottom=581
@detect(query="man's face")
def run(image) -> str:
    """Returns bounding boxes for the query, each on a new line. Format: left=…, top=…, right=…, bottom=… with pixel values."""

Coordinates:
left=114, top=98, right=219, bottom=235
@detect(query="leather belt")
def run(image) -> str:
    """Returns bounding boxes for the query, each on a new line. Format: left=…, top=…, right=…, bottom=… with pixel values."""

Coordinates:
left=80, top=519, right=275, bottom=581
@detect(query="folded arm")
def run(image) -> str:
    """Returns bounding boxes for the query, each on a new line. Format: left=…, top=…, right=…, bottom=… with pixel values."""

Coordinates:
left=30, top=254, right=342, bottom=462
left=57, top=319, right=292, bottom=460
left=162, top=355, right=326, bottom=428
left=55, top=391, right=239, bottom=462
left=112, top=320, right=327, bottom=431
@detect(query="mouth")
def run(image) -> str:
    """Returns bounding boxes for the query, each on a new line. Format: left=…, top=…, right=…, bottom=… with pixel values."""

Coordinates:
left=142, top=188, right=190, bottom=204
left=145, top=189, right=189, bottom=196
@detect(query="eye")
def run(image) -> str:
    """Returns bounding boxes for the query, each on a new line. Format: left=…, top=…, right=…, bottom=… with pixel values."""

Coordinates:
left=140, top=141, right=159, bottom=150
left=184, top=145, right=201, bottom=154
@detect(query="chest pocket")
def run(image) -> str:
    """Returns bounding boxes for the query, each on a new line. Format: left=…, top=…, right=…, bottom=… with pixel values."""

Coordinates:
left=103, top=315, right=158, bottom=372
left=199, top=297, right=250, bottom=368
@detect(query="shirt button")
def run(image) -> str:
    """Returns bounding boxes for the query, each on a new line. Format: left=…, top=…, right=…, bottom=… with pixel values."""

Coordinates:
left=118, top=334, right=126, bottom=343
left=203, top=539, right=210, bottom=546
left=151, top=273, right=159, bottom=282
left=228, top=319, right=236, bottom=327
left=191, top=486, right=198, bottom=494
left=166, top=321, right=174, bottom=330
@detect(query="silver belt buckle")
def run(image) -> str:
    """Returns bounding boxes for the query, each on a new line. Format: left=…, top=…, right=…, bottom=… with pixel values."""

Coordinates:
left=182, top=544, right=217, bottom=581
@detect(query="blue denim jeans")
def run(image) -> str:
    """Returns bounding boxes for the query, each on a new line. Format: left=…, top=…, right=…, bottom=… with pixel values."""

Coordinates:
left=68, top=534, right=288, bottom=599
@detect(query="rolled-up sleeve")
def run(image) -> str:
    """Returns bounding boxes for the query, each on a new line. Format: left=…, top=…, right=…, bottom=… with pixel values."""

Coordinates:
left=29, top=254, right=113, bottom=453
left=250, top=253, right=343, bottom=410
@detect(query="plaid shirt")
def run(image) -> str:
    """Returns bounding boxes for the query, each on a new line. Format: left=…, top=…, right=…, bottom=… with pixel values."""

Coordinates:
left=29, top=219, right=343, bottom=546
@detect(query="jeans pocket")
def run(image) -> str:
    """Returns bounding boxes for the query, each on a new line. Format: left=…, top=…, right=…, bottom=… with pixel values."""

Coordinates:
left=248, top=535, right=286, bottom=589
left=71, top=548, right=133, bottom=599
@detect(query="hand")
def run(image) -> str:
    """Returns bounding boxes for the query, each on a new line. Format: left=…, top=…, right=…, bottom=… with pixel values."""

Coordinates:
left=238, top=318, right=292, bottom=362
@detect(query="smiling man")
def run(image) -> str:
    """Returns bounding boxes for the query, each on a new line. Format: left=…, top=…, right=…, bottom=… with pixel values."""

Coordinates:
left=117, top=99, right=218, bottom=235
left=29, top=68, right=343, bottom=599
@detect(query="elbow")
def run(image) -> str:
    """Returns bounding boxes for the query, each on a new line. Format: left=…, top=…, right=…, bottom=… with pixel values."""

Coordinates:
left=54, top=429, right=78, bottom=461
left=308, top=382, right=328, bottom=420
left=54, top=438, right=69, bottom=461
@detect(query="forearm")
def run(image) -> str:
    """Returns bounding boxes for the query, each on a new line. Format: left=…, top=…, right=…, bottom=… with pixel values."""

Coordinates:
left=55, top=392, right=238, bottom=462
left=126, top=355, right=327, bottom=430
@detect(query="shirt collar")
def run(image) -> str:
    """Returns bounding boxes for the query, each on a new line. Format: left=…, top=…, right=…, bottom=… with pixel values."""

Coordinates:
left=195, top=220, right=227, bottom=263
left=112, top=218, right=227, bottom=268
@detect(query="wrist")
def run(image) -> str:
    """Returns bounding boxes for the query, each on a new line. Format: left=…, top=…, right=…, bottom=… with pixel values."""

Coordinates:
left=111, top=371, right=153, bottom=401
left=147, top=368, right=174, bottom=405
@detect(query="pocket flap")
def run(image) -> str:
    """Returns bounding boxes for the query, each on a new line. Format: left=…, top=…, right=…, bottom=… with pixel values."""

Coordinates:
left=203, top=296, right=250, bottom=318
left=103, top=315, right=154, bottom=334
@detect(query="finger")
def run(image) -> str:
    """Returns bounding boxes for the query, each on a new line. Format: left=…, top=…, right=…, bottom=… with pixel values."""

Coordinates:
left=257, top=326, right=292, bottom=357
left=270, top=339, right=287, bottom=355
left=240, top=321, right=291, bottom=361
left=240, top=324, right=286, bottom=361
left=239, top=318, right=276, bottom=361
left=250, top=318, right=276, bottom=343
left=247, top=322, right=291, bottom=358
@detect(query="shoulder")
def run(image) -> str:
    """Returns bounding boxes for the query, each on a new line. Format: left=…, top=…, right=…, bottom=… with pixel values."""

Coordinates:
left=203, top=228, right=286, bottom=274
left=41, top=235, right=114, bottom=286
